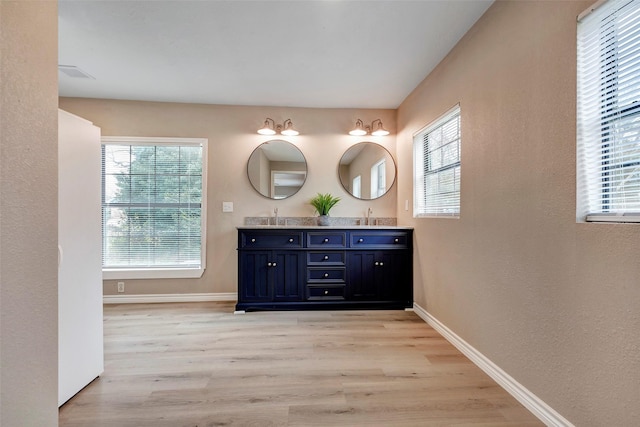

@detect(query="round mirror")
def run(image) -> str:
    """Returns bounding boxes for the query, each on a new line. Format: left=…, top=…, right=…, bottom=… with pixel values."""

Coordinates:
left=338, top=142, right=396, bottom=200
left=247, top=140, right=307, bottom=199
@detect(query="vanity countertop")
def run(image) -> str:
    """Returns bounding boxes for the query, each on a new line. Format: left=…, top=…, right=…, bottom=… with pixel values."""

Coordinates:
left=237, top=225, right=414, bottom=230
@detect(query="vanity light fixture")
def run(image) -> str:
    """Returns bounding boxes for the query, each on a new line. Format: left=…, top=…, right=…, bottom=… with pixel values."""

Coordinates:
left=349, top=119, right=390, bottom=136
left=349, top=119, right=368, bottom=136
left=257, top=118, right=299, bottom=136
left=280, top=119, right=299, bottom=136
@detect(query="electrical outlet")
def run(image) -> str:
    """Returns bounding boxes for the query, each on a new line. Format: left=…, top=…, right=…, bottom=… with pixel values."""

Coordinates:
left=222, top=201, right=234, bottom=212
left=117, top=282, right=125, bottom=293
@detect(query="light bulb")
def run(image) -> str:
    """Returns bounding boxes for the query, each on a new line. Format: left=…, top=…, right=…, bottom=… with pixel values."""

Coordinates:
left=258, top=127, right=276, bottom=135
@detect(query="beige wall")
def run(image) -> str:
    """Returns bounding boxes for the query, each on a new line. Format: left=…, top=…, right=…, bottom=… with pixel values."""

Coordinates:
left=58, top=99, right=396, bottom=296
left=397, top=1, right=640, bottom=425
left=0, top=1, right=59, bottom=425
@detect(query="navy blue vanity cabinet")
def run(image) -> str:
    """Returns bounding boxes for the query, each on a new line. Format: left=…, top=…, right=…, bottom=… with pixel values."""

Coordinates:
left=347, top=250, right=410, bottom=302
left=238, top=250, right=305, bottom=303
left=348, top=231, right=412, bottom=303
left=237, top=230, right=305, bottom=309
left=236, top=227, right=412, bottom=312
left=305, top=231, right=347, bottom=301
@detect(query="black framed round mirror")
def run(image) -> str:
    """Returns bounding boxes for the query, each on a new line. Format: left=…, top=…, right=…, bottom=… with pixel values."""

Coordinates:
left=338, top=142, right=396, bottom=200
left=247, top=140, right=307, bottom=199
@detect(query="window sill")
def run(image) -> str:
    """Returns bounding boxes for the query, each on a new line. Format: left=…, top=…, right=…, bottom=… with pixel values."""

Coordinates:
left=103, top=267, right=205, bottom=280
left=414, top=213, right=460, bottom=219
left=585, top=213, right=640, bottom=223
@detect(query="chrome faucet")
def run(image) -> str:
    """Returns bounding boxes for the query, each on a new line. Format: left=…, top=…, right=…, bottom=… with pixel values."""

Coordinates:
left=367, top=207, right=373, bottom=226
left=274, top=207, right=279, bottom=226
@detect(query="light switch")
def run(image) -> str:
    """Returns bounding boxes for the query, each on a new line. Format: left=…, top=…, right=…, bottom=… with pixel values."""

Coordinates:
left=222, top=201, right=233, bottom=212
left=405, top=199, right=409, bottom=211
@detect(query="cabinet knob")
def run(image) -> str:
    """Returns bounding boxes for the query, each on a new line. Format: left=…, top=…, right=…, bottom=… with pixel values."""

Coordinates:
left=324, top=273, right=329, bottom=278
left=324, top=290, right=329, bottom=295
left=267, top=262, right=272, bottom=267
left=324, top=255, right=329, bottom=260
left=251, top=238, right=256, bottom=243
left=272, top=262, right=277, bottom=267
left=380, top=262, right=384, bottom=266
left=289, top=238, right=294, bottom=243
left=374, top=261, right=379, bottom=266
left=358, top=238, right=364, bottom=243
left=394, top=238, right=399, bottom=243
left=323, top=238, right=329, bottom=243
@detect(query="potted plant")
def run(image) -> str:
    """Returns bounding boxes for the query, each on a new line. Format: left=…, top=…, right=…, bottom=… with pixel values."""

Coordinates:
left=310, top=193, right=341, bottom=226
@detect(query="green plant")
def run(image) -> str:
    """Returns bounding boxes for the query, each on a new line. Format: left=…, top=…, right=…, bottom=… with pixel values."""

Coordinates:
left=310, top=193, right=341, bottom=216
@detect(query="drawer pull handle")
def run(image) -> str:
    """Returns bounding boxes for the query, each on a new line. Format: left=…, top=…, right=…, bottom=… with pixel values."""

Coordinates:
left=289, top=238, right=294, bottom=243
left=358, top=238, right=364, bottom=243
left=324, top=273, right=329, bottom=278
left=324, top=255, right=329, bottom=260
left=323, top=238, right=329, bottom=243
left=251, top=238, right=256, bottom=243
left=324, top=290, right=329, bottom=295
left=394, top=238, right=399, bottom=243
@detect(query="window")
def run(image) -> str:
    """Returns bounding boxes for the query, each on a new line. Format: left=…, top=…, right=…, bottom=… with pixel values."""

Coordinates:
left=101, top=137, right=208, bottom=279
left=577, top=0, right=640, bottom=223
left=352, top=175, right=361, bottom=198
left=413, top=105, right=461, bottom=217
left=370, top=159, right=386, bottom=198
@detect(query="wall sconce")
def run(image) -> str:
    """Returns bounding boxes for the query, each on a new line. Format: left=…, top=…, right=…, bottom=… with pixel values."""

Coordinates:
left=349, top=119, right=390, bottom=136
left=257, top=118, right=299, bottom=136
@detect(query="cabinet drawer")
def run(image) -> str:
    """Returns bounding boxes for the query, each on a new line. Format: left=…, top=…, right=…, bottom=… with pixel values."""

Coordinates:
left=307, top=232, right=347, bottom=248
left=307, top=251, right=345, bottom=265
left=350, top=232, right=409, bottom=248
left=307, top=267, right=345, bottom=283
left=307, top=285, right=345, bottom=300
left=240, top=232, right=303, bottom=248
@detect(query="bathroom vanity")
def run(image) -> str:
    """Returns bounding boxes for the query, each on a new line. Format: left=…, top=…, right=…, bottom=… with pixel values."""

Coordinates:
left=236, top=226, right=413, bottom=312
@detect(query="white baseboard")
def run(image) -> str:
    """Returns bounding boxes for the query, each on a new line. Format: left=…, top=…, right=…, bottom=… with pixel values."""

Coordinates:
left=412, top=303, right=574, bottom=427
left=103, top=293, right=236, bottom=304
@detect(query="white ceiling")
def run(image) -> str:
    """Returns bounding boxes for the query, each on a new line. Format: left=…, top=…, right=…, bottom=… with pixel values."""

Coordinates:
left=58, top=0, right=492, bottom=109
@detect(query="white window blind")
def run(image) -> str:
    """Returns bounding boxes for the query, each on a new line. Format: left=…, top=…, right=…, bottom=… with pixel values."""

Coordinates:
left=413, top=105, right=461, bottom=217
left=101, top=137, right=207, bottom=279
left=577, top=0, right=640, bottom=222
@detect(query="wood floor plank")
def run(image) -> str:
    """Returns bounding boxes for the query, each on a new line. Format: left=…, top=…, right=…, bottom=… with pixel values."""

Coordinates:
left=59, top=302, right=542, bottom=426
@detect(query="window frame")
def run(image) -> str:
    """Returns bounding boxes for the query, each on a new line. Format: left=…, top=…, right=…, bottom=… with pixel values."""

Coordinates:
left=413, top=104, right=461, bottom=218
left=577, top=0, right=640, bottom=223
left=101, top=136, right=208, bottom=280
left=352, top=175, right=362, bottom=198
left=370, top=158, right=386, bottom=199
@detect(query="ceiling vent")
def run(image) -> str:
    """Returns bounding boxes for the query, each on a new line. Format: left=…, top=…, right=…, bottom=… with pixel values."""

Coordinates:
left=58, top=65, right=95, bottom=79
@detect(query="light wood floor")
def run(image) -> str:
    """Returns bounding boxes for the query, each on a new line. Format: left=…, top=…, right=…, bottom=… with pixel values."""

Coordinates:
left=59, top=302, right=542, bottom=426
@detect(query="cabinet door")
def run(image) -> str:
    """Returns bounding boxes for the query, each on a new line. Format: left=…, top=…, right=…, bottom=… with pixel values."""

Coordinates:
left=239, top=251, right=272, bottom=301
left=348, top=250, right=411, bottom=301
left=273, top=251, right=305, bottom=301
left=376, top=251, right=411, bottom=300
left=347, top=251, right=379, bottom=299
